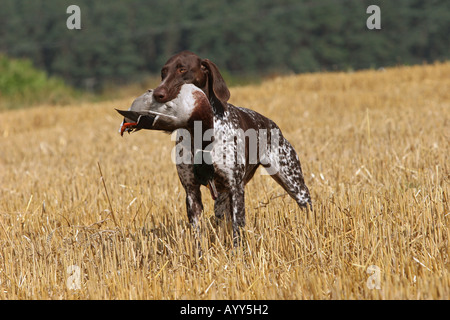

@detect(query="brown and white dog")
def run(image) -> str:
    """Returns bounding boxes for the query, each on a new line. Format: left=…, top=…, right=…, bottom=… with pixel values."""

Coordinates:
left=153, top=51, right=230, bottom=118
left=118, top=85, right=312, bottom=246
left=118, top=52, right=311, bottom=246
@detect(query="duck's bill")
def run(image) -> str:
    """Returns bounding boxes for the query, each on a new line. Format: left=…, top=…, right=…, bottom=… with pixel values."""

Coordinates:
left=116, top=109, right=156, bottom=136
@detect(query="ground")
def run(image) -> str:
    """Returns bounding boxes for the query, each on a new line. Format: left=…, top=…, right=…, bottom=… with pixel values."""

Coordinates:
left=0, top=62, right=448, bottom=299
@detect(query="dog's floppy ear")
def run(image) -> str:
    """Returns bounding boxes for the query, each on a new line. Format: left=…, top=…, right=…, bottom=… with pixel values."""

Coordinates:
left=201, top=59, right=230, bottom=117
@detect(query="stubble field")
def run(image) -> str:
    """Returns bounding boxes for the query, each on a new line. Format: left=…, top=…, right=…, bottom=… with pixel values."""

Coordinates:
left=0, top=62, right=448, bottom=299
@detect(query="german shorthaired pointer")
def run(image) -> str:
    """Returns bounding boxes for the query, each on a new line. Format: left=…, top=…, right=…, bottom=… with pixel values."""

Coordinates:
left=153, top=51, right=229, bottom=118
left=118, top=52, right=311, bottom=246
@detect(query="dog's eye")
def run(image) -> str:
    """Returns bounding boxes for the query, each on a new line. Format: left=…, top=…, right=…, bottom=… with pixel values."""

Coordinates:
left=178, top=68, right=187, bottom=74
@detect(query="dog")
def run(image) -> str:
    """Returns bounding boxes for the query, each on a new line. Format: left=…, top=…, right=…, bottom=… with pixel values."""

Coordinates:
left=153, top=51, right=230, bottom=118
left=118, top=81, right=312, bottom=246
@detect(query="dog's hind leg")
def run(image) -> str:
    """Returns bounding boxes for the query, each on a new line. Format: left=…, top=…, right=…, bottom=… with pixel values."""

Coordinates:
left=214, top=191, right=230, bottom=222
left=213, top=188, right=245, bottom=247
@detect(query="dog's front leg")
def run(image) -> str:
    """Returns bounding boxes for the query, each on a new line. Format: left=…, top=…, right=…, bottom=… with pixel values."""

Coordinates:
left=185, top=186, right=203, bottom=231
left=230, top=185, right=245, bottom=247
left=184, top=185, right=204, bottom=255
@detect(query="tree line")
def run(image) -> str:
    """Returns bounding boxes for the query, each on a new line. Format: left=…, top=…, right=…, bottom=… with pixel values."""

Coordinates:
left=0, top=0, right=448, bottom=91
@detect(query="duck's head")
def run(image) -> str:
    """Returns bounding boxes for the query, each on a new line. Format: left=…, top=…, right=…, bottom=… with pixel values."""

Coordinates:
left=117, top=84, right=213, bottom=136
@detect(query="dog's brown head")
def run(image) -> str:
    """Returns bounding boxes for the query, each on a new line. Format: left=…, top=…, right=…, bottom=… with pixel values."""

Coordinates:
left=153, top=51, right=230, bottom=117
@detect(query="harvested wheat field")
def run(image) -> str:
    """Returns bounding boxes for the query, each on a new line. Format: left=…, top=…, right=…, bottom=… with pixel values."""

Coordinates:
left=0, top=62, right=448, bottom=300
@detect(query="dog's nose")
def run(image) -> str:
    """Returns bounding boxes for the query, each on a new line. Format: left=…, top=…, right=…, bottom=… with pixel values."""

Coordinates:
left=153, top=87, right=168, bottom=103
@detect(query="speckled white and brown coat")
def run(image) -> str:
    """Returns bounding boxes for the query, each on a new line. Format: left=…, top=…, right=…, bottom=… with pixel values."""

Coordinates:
left=141, top=84, right=312, bottom=245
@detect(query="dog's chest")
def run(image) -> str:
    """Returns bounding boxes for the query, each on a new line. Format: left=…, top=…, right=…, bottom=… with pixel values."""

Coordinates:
left=210, top=109, right=248, bottom=188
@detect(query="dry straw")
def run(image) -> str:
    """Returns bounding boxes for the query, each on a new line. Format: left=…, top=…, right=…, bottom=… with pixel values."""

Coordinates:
left=0, top=62, right=448, bottom=299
